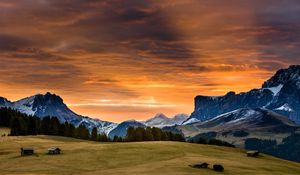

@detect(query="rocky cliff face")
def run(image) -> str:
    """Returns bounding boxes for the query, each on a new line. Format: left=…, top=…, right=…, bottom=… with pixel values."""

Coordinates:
left=190, top=65, right=300, bottom=124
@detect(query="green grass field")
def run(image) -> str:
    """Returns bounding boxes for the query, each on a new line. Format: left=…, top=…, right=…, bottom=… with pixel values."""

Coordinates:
left=0, top=135, right=299, bottom=175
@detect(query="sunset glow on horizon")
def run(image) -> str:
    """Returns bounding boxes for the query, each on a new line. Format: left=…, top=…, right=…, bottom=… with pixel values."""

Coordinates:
left=1, top=0, right=300, bottom=122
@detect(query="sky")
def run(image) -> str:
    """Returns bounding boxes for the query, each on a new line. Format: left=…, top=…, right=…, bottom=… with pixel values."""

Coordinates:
left=0, top=0, right=300, bottom=122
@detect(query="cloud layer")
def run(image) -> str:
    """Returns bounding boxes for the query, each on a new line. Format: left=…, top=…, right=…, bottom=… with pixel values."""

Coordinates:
left=0, top=0, right=299, bottom=121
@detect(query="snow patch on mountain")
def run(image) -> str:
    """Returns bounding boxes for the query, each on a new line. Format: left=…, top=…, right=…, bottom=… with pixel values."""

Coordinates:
left=182, top=118, right=200, bottom=125
left=203, top=108, right=261, bottom=125
left=276, top=104, right=293, bottom=112
left=265, top=84, right=283, bottom=96
left=11, top=95, right=37, bottom=116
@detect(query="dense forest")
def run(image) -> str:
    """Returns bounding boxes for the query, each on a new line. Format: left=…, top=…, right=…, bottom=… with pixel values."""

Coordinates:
left=125, top=126, right=185, bottom=142
left=187, top=131, right=235, bottom=147
left=245, top=136, right=300, bottom=162
left=0, top=108, right=185, bottom=142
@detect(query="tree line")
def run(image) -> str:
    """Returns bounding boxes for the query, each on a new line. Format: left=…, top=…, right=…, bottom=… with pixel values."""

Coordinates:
left=0, top=107, right=108, bottom=140
left=0, top=108, right=185, bottom=142
left=245, top=135, right=300, bottom=162
left=125, top=126, right=185, bottom=142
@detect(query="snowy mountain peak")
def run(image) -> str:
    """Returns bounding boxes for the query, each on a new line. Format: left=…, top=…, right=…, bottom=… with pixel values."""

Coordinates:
left=0, top=97, right=11, bottom=107
left=262, top=65, right=300, bottom=88
left=173, top=113, right=189, bottom=120
left=0, top=92, right=117, bottom=135
left=144, top=113, right=189, bottom=128
left=153, top=113, right=168, bottom=119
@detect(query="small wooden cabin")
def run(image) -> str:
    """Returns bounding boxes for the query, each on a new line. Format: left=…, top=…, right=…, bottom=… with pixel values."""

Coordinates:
left=247, top=150, right=259, bottom=157
left=213, top=164, right=224, bottom=172
left=189, top=162, right=209, bottom=169
left=20, top=148, right=34, bottom=156
left=48, top=147, right=61, bottom=155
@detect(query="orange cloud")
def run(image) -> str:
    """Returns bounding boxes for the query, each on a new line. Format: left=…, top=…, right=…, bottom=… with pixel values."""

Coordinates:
left=0, top=0, right=299, bottom=122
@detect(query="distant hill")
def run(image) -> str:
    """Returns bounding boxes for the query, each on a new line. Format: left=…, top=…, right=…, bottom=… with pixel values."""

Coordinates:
left=108, top=120, right=146, bottom=138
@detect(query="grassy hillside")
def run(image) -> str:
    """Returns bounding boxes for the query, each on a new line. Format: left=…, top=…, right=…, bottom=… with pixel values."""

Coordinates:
left=0, top=127, right=10, bottom=136
left=0, top=136, right=299, bottom=175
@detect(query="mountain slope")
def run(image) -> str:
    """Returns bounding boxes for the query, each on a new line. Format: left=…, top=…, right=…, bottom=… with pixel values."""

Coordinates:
left=178, top=108, right=299, bottom=150
left=108, top=120, right=145, bottom=138
left=184, top=108, right=298, bottom=134
left=143, top=113, right=188, bottom=128
left=189, top=65, right=300, bottom=123
left=0, top=97, right=11, bottom=108
left=0, top=92, right=117, bottom=134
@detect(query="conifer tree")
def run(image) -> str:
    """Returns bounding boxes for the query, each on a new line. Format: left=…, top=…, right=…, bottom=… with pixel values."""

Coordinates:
left=91, top=127, right=98, bottom=141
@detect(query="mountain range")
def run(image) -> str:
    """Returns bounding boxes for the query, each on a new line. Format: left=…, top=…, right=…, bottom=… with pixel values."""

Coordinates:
left=175, top=65, right=300, bottom=162
left=188, top=65, right=300, bottom=124
left=0, top=93, right=188, bottom=137
left=1, top=65, right=300, bottom=140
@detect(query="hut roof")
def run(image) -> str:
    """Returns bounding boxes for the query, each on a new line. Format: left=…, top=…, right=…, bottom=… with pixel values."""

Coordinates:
left=48, top=147, right=61, bottom=151
left=247, top=150, right=259, bottom=154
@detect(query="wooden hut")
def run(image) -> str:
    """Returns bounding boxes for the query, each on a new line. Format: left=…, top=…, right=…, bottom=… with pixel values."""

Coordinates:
left=213, top=164, right=224, bottom=172
left=48, top=147, right=61, bottom=155
left=20, top=148, right=34, bottom=156
left=247, top=150, right=259, bottom=157
left=189, top=162, right=209, bottom=169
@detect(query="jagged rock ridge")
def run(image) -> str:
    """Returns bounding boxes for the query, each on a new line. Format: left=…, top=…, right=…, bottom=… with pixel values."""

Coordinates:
left=189, top=65, right=300, bottom=124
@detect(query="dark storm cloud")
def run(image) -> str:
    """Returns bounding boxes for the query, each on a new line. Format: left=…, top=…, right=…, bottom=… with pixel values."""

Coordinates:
left=8, top=48, right=67, bottom=61
left=115, top=7, right=152, bottom=22
left=0, top=34, right=31, bottom=51
left=66, top=0, right=193, bottom=60
left=253, top=0, right=300, bottom=68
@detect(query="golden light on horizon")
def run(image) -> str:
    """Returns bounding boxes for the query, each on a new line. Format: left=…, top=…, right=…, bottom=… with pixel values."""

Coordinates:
left=0, top=0, right=299, bottom=122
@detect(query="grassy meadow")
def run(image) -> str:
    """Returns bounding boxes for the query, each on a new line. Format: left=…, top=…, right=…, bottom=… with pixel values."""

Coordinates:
left=0, top=127, right=10, bottom=137
left=0, top=135, right=299, bottom=175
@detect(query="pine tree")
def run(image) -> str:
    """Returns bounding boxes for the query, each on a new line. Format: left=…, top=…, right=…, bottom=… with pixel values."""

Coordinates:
left=28, top=117, right=37, bottom=135
left=91, top=127, right=98, bottom=141
left=126, top=126, right=136, bottom=142
left=135, top=127, right=144, bottom=141
left=76, top=124, right=90, bottom=140
left=151, top=127, right=161, bottom=141
left=144, top=127, right=154, bottom=141
left=10, top=117, right=21, bottom=136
